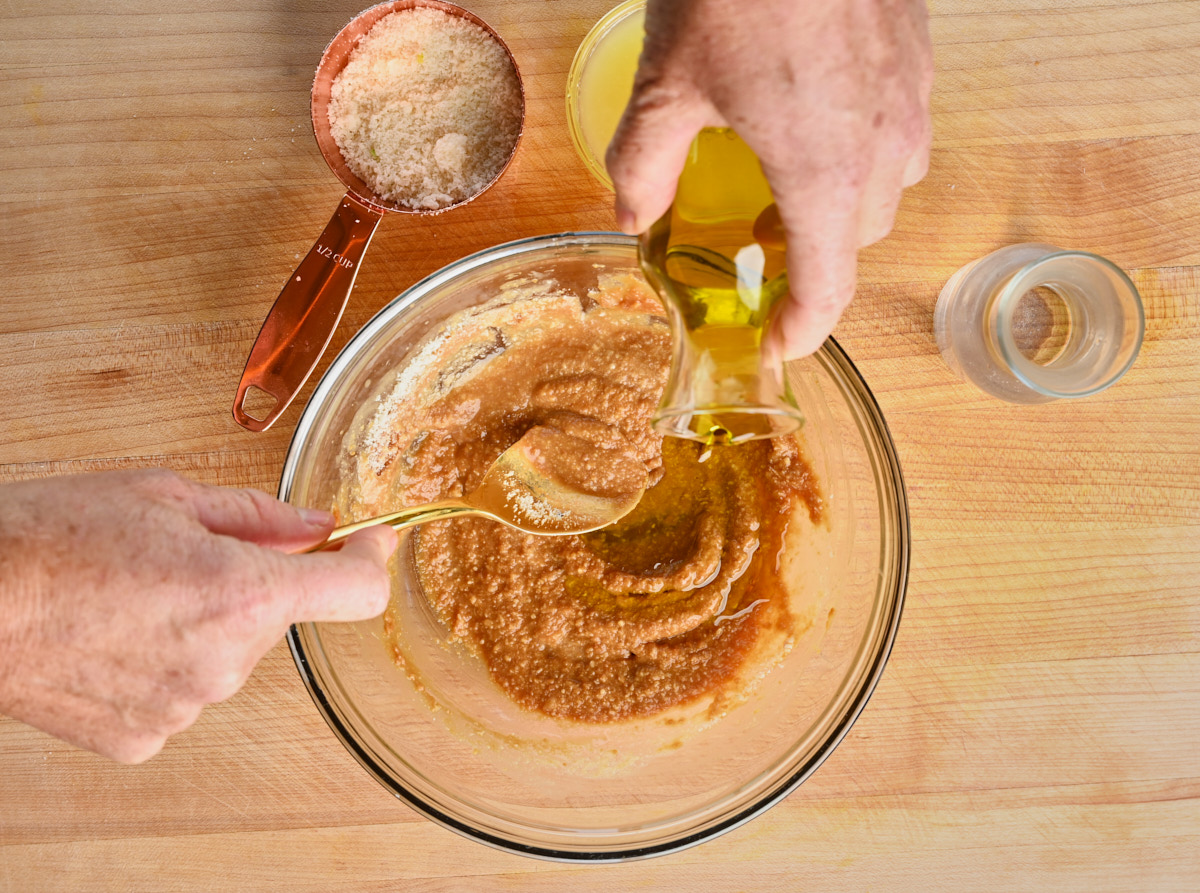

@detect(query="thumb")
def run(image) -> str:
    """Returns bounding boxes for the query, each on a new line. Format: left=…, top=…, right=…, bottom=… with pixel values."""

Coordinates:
left=191, top=484, right=334, bottom=551
left=285, top=526, right=398, bottom=623
left=606, top=86, right=714, bottom=234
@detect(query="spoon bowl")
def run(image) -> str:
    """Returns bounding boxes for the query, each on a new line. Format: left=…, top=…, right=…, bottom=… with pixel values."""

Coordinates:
left=302, top=425, right=648, bottom=551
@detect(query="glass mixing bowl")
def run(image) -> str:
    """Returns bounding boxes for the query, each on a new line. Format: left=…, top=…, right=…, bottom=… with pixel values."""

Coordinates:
left=281, top=233, right=908, bottom=861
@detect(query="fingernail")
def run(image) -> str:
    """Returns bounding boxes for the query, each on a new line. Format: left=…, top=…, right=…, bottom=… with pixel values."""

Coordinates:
left=299, top=506, right=333, bottom=527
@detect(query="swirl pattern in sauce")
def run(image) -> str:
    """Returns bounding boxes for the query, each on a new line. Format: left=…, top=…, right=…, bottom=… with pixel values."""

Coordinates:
left=345, top=273, right=822, bottom=722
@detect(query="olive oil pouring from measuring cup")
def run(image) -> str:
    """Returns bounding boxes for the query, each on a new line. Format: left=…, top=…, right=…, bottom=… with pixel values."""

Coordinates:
left=639, top=127, right=804, bottom=446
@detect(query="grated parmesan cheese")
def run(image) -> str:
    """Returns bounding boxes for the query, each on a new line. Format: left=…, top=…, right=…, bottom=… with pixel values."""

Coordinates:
left=329, top=8, right=522, bottom=211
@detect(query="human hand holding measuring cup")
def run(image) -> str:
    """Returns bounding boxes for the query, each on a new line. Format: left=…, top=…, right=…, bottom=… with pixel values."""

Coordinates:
left=607, top=0, right=934, bottom=359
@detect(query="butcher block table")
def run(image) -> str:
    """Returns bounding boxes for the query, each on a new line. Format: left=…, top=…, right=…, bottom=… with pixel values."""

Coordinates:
left=2, top=0, right=1198, bottom=889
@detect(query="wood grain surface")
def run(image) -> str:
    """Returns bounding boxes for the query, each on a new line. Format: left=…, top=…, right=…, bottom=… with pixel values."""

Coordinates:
left=2, top=0, right=1198, bottom=890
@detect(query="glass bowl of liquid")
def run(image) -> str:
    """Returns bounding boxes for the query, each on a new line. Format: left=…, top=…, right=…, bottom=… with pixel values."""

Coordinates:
left=566, top=0, right=645, bottom=189
left=281, top=232, right=908, bottom=861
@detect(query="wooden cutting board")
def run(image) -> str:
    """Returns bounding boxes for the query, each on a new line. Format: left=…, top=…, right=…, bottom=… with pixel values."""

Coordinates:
left=1, top=0, right=1198, bottom=889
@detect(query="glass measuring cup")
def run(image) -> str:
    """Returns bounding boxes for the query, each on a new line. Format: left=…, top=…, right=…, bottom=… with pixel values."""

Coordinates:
left=232, top=0, right=524, bottom=432
left=567, top=10, right=800, bottom=445
left=934, top=244, right=1144, bottom=403
left=640, top=129, right=803, bottom=444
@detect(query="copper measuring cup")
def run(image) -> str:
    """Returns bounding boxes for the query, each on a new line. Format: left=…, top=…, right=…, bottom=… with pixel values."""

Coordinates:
left=233, top=0, right=525, bottom=431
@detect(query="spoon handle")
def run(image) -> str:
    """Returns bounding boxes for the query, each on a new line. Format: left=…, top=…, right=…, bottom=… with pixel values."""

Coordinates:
left=300, top=501, right=479, bottom=553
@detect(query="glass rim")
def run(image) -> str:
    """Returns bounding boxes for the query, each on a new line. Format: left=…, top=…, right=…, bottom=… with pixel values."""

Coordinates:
left=279, top=232, right=640, bottom=500
left=564, top=0, right=646, bottom=191
left=279, top=232, right=910, bottom=862
left=992, top=249, right=1145, bottom=398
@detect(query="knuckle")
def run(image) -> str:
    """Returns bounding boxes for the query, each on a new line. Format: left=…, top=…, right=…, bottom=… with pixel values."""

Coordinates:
left=209, top=548, right=286, bottom=618
left=222, top=486, right=281, bottom=535
left=811, top=288, right=853, bottom=318
left=773, top=155, right=868, bottom=203
left=126, top=468, right=201, bottom=521
left=827, top=275, right=858, bottom=309
left=241, top=487, right=283, bottom=525
left=903, top=150, right=931, bottom=188
left=158, top=700, right=204, bottom=735
left=134, top=466, right=191, bottom=500
left=860, top=217, right=895, bottom=248
left=860, top=194, right=902, bottom=247
left=111, top=731, right=168, bottom=765
left=215, top=596, right=274, bottom=651
left=627, top=72, right=689, bottom=119
left=361, top=570, right=393, bottom=617
left=787, top=287, right=852, bottom=333
left=831, top=154, right=874, bottom=196
left=871, top=103, right=928, bottom=163
left=348, top=538, right=397, bottom=598
left=897, top=107, right=930, bottom=155
left=185, top=647, right=252, bottom=704
left=202, top=666, right=247, bottom=704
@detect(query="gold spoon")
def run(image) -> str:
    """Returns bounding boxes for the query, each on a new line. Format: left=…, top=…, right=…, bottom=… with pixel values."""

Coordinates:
left=300, top=426, right=648, bottom=552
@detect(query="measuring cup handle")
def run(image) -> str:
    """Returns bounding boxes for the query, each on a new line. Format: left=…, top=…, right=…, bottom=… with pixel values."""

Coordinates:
left=232, top=192, right=383, bottom=431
